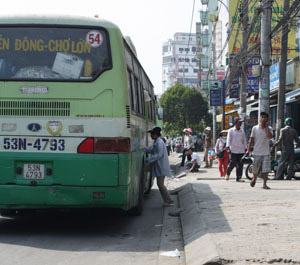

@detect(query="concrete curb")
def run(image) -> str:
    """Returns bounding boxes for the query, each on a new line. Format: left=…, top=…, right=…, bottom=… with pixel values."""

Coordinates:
left=178, top=183, right=221, bottom=265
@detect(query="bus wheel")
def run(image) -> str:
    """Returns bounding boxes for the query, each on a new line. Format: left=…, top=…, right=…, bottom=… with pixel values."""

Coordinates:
left=128, top=174, right=145, bottom=216
left=144, top=169, right=153, bottom=195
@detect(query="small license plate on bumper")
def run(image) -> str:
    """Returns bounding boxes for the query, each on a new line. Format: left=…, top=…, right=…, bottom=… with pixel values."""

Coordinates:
left=23, top=164, right=45, bottom=179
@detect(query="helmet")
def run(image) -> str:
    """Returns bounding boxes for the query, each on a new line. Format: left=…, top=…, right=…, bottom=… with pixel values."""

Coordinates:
left=284, top=117, right=293, bottom=126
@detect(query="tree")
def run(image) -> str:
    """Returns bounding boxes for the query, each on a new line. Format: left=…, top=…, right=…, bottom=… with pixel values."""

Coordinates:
left=160, top=83, right=211, bottom=135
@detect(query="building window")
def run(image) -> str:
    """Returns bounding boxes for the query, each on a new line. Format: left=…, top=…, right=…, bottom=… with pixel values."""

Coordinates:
left=192, top=47, right=197, bottom=52
left=185, top=48, right=190, bottom=52
left=162, top=45, right=169, bottom=53
left=179, top=48, right=184, bottom=52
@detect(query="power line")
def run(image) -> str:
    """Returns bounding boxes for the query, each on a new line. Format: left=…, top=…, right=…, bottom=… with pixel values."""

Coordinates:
left=182, top=0, right=196, bottom=83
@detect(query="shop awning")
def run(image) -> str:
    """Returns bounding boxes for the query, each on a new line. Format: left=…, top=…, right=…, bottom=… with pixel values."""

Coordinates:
left=286, top=88, right=300, bottom=103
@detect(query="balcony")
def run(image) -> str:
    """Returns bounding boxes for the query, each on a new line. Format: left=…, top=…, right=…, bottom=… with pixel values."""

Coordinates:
left=201, top=32, right=209, bottom=47
left=201, top=80, right=209, bottom=90
left=200, top=11, right=209, bottom=25
left=201, top=55, right=209, bottom=68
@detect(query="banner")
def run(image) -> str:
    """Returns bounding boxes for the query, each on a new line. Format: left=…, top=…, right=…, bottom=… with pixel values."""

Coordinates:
left=228, top=0, right=297, bottom=59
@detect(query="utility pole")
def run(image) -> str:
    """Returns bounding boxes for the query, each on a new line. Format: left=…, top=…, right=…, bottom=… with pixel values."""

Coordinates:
left=240, top=0, right=249, bottom=120
left=212, top=27, right=217, bottom=146
left=259, top=0, right=273, bottom=115
left=275, top=0, right=289, bottom=142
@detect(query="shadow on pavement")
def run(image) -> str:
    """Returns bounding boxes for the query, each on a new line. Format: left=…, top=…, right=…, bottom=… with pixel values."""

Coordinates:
left=0, top=189, right=165, bottom=252
left=174, top=182, right=231, bottom=246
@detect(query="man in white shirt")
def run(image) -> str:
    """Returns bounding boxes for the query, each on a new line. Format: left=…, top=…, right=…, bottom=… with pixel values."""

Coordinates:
left=225, top=117, right=247, bottom=181
left=247, top=112, right=273, bottom=189
left=185, top=148, right=201, bottom=172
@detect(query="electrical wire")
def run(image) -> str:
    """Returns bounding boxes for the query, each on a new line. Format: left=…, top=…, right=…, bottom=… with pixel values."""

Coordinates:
left=224, top=0, right=300, bottom=93
left=182, top=0, right=196, bottom=83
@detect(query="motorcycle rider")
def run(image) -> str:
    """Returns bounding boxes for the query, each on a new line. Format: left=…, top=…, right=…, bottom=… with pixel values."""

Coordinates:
left=274, top=117, right=300, bottom=180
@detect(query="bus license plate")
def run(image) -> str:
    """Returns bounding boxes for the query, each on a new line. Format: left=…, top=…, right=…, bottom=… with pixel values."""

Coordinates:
left=23, top=164, right=45, bottom=179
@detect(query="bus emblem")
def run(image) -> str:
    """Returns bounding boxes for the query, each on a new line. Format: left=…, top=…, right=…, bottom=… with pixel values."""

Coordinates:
left=46, top=121, right=63, bottom=136
left=27, top=123, right=42, bottom=132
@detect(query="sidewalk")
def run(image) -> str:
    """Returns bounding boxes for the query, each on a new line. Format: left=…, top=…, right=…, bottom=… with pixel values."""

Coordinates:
left=167, top=153, right=300, bottom=265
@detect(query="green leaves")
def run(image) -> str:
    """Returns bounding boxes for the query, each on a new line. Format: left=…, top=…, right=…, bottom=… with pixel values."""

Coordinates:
left=160, top=83, right=211, bottom=135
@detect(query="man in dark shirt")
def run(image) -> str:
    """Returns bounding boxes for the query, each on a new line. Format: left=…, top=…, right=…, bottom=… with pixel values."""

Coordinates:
left=274, top=117, right=300, bottom=180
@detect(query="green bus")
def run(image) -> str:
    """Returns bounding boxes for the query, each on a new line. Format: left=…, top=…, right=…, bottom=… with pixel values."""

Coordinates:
left=0, top=15, right=156, bottom=216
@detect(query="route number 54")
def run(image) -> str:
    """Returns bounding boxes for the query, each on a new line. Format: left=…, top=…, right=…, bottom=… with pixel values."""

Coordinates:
left=86, top=31, right=103, bottom=47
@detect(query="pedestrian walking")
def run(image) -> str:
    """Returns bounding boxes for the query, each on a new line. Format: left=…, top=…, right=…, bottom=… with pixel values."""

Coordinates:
left=165, top=136, right=171, bottom=156
left=185, top=148, right=201, bottom=172
left=203, top=127, right=212, bottom=168
left=247, top=112, right=273, bottom=189
left=215, top=130, right=229, bottom=178
left=171, top=137, right=176, bottom=153
left=273, top=117, right=300, bottom=180
left=225, top=118, right=247, bottom=181
left=144, top=127, right=174, bottom=206
left=180, top=128, right=194, bottom=167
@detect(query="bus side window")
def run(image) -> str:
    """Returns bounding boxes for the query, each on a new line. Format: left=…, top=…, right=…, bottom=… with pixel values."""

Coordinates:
left=140, top=83, right=145, bottom=116
left=127, top=69, right=135, bottom=111
left=134, top=76, right=141, bottom=114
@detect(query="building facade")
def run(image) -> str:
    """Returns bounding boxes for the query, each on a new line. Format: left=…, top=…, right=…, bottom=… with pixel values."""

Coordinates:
left=162, top=33, right=199, bottom=92
left=196, top=0, right=223, bottom=96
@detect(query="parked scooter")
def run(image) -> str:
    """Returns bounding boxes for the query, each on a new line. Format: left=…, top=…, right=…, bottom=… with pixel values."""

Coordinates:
left=243, top=148, right=300, bottom=180
left=243, top=156, right=277, bottom=180
left=274, top=148, right=300, bottom=180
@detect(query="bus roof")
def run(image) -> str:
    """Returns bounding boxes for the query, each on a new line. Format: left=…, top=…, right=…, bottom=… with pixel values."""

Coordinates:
left=0, top=14, right=120, bottom=29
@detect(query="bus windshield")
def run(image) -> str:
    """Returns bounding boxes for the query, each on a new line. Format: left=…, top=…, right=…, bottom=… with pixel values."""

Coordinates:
left=0, top=26, right=112, bottom=81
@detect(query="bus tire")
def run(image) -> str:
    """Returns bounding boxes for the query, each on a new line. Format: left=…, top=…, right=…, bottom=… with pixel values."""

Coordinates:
left=145, top=176, right=153, bottom=195
left=144, top=170, right=153, bottom=195
left=128, top=173, right=145, bottom=216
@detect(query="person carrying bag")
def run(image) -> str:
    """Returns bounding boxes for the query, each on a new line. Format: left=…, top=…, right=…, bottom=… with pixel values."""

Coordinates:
left=215, top=130, right=229, bottom=177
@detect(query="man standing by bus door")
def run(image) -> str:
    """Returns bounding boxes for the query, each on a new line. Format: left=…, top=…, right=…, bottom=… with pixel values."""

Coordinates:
left=145, top=127, right=174, bottom=207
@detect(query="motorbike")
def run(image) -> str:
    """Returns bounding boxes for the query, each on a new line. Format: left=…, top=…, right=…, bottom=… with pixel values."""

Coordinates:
left=243, top=148, right=300, bottom=180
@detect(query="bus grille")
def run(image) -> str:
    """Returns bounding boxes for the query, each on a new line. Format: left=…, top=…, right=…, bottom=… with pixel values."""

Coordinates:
left=0, top=101, right=70, bottom=116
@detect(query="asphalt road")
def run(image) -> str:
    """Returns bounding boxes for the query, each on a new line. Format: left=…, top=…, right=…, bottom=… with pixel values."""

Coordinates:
left=0, top=188, right=184, bottom=265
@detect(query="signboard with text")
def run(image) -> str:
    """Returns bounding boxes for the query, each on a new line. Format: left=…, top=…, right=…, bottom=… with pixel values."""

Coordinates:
left=246, top=56, right=260, bottom=94
left=228, top=0, right=297, bottom=58
left=210, top=89, right=223, bottom=106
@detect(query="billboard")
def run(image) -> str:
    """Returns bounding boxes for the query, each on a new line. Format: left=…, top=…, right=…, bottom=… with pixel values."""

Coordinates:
left=228, top=0, right=297, bottom=59
left=210, top=89, right=223, bottom=106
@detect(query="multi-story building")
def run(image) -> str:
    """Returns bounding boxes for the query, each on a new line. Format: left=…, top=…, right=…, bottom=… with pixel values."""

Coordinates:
left=162, top=33, right=199, bottom=92
left=215, top=20, right=223, bottom=66
left=196, top=0, right=223, bottom=95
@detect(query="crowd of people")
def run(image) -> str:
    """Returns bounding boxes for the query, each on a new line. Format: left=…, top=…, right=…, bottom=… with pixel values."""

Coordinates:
left=144, top=113, right=299, bottom=206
